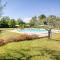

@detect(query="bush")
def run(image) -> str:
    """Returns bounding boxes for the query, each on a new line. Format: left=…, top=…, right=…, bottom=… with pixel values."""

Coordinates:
left=25, top=34, right=39, bottom=40
left=0, top=34, right=39, bottom=46
left=0, top=39, right=6, bottom=46
left=7, top=34, right=39, bottom=42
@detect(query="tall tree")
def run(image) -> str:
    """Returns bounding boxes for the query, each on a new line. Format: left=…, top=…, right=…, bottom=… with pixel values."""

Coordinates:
left=0, top=0, right=6, bottom=17
left=47, top=15, right=56, bottom=27
left=29, top=16, right=37, bottom=27
left=55, top=17, right=60, bottom=28
left=38, top=14, right=46, bottom=25
left=0, top=0, right=7, bottom=27
left=0, top=17, right=9, bottom=28
left=16, top=18, right=25, bottom=25
left=8, top=19, right=16, bottom=28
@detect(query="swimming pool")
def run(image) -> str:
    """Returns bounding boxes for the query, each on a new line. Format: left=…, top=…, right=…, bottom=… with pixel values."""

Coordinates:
left=11, top=28, right=48, bottom=37
left=17, top=28, right=48, bottom=33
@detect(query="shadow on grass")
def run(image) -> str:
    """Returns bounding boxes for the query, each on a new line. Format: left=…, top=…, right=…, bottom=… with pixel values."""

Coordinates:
left=49, top=38, right=60, bottom=41
left=42, top=48, right=60, bottom=60
left=0, top=48, right=60, bottom=60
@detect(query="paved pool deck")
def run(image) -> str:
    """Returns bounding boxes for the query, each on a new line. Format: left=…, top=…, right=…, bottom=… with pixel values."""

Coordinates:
left=10, top=29, right=48, bottom=37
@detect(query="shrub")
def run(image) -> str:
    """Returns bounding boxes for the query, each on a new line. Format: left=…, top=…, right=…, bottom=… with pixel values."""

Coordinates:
left=0, top=39, right=6, bottom=46
left=7, top=34, right=39, bottom=42
left=0, top=34, right=39, bottom=46
left=25, top=34, right=39, bottom=40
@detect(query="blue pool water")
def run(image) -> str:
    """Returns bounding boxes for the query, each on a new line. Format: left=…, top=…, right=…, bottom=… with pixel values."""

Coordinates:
left=17, top=28, right=48, bottom=33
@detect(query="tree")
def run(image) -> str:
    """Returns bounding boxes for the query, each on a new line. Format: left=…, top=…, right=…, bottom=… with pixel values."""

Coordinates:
left=0, top=0, right=6, bottom=17
left=55, top=17, right=60, bottom=29
left=38, top=14, right=46, bottom=25
left=0, top=18, right=9, bottom=28
left=16, top=18, right=25, bottom=25
left=29, top=16, right=37, bottom=27
left=16, top=18, right=26, bottom=28
left=8, top=19, right=16, bottom=28
left=0, top=0, right=7, bottom=28
left=47, top=15, right=56, bottom=27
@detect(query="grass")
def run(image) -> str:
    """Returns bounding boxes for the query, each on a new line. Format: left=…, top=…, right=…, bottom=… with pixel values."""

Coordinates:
left=0, top=38, right=60, bottom=60
left=0, top=30, right=20, bottom=41
left=0, top=28, right=14, bottom=30
left=0, top=28, right=60, bottom=60
left=51, top=33, right=60, bottom=40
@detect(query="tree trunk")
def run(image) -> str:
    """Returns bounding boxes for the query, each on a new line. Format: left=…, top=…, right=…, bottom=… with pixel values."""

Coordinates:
left=48, top=29, right=51, bottom=39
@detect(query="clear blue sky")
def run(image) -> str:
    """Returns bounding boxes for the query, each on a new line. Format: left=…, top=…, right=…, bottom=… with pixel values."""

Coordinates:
left=3, top=0, right=60, bottom=22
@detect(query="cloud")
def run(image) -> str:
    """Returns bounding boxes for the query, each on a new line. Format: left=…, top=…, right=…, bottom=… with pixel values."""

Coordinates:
left=23, top=18, right=31, bottom=23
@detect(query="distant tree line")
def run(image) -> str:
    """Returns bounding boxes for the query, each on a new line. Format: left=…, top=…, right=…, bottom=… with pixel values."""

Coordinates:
left=0, top=15, right=60, bottom=28
left=29, top=15, right=60, bottom=28
left=0, top=16, right=25, bottom=28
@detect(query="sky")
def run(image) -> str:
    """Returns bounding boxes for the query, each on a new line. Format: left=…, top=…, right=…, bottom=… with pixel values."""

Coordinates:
left=3, top=0, right=60, bottom=22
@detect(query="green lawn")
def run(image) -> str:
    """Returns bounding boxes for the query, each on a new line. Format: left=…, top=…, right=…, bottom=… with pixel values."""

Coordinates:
left=0, top=29, right=60, bottom=60
left=0, top=28, right=14, bottom=30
